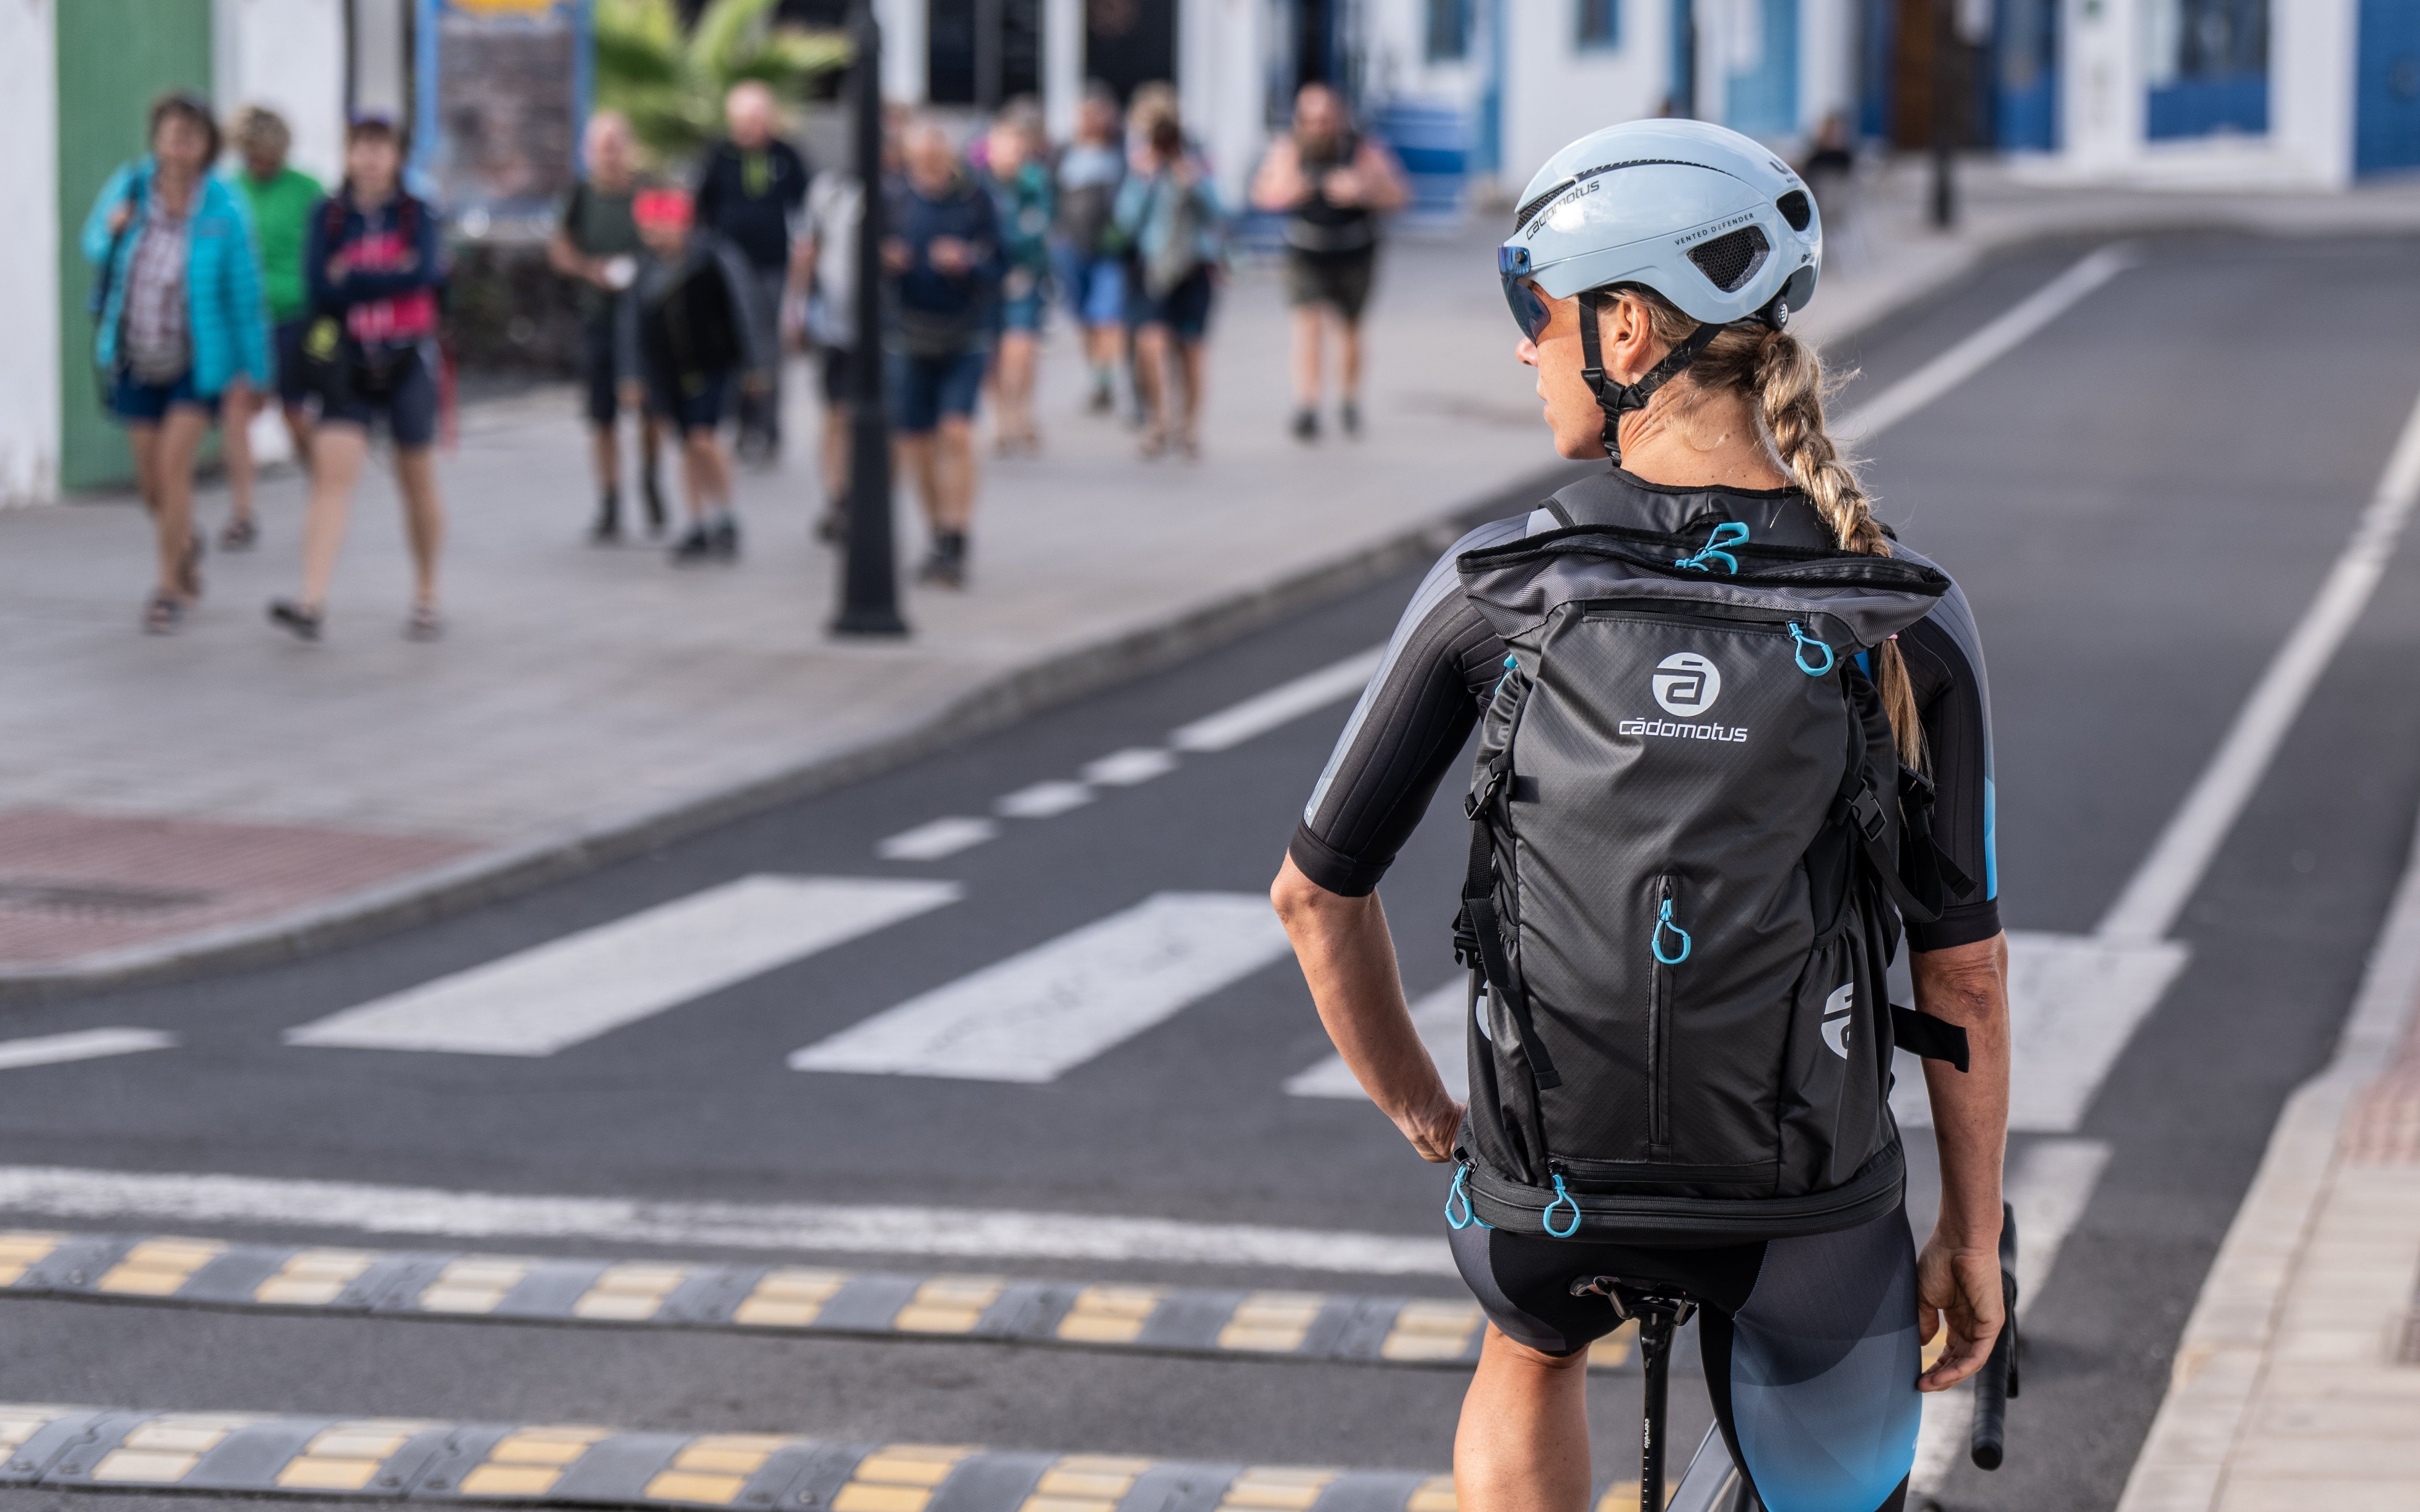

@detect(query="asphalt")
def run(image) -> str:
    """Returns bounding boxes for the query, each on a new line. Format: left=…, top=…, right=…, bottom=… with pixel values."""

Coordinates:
left=5, top=232, right=2420, bottom=1511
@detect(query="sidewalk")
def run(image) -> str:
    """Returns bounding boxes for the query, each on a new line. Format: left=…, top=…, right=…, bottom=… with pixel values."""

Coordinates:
left=8, top=163, right=2420, bottom=992
left=2117, top=809, right=2420, bottom=1512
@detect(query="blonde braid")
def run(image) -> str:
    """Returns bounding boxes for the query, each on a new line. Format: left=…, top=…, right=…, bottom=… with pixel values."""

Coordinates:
left=1753, top=328, right=1925, bottom=769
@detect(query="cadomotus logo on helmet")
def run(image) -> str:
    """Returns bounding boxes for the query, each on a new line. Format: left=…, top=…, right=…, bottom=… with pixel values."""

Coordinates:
left=1621, top=651, right=1749, bottom=742
left=1820, top=983, right=1854, bottom=1058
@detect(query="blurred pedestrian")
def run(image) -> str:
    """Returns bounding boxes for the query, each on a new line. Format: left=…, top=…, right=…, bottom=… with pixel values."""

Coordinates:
left=885, top=118, right=1001, bottom=589
left=1052, top=83, right=1128, bottom=417
left=267, top=116, right=446, bottom=643
left=1114, top=109, right=1223, bottom=460
left=693, top=81, right=809, bottom=466
left=550, top=110, right=665, bottom=543
left=802, top=159, right=864, bottom=541
left=629, top=187, right=772, bottom=564
left=982, top=103, right=1053, bottom=455
left=219, top=104, right=321, bottom=552
left=1250, top=83, right=1406, bottom=442
left=82, top=92, right=272, bottom=634
left=1800, top=112, right=1862, bottom=269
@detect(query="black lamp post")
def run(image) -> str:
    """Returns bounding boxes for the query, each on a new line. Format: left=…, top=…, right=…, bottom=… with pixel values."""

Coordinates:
left=1930, top=0, right=1959, bottom=230
left=831, top=0, right=908, bottom=638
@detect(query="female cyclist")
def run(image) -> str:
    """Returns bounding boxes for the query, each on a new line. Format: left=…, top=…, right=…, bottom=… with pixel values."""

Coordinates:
left=1270, top=120, right=2011, bottom=1512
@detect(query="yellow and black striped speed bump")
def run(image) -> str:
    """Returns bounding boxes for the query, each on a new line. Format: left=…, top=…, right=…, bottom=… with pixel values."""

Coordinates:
left=0, top=1230, right=1640, bottom=1373
left=0, top=1404, right=1463, bottom=1512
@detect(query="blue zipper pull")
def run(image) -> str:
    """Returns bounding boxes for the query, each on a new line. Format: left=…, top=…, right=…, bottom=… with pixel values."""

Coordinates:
left=1788, top=621, right=1836, bottom=676
left=1652, top=898, right=1692, bottom=965
left=1542, top=1171, right=1582, bottom=1238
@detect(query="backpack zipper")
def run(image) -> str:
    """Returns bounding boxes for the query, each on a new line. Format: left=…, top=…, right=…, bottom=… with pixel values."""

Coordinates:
left=1648, top=874, right=1681, bottom=1158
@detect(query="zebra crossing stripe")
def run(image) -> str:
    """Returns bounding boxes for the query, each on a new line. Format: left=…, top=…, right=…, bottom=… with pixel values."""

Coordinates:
left=287, top=876, right=960, bottom=1057
left=0, top=1228, right=1605, bottom=1374
left=1284, top=984, right=1468, bottom=1103
left=790, top=894, right=1293, bottom=1083
left=0, top=1407, right=1463, bottom=1511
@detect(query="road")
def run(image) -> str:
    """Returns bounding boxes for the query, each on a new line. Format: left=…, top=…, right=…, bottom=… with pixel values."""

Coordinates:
left=3, top=231, right=2420, bottom=1512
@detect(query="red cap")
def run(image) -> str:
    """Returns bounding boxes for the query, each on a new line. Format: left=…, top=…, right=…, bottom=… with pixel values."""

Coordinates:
left=633, top=187, right=694, bottom=230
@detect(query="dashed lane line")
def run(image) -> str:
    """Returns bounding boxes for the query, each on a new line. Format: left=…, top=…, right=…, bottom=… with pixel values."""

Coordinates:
left=0, top=1166, right=1457, bottom=1276
left=0, top=1404, right=1467, bottom=1510
left=0, top=1228, right=1631, bottom=1373
left=286, top=877, right=960, bottom=1058
left=1168, top=649, right=1388, bottom=754
left=0, top=1028, right=178, bottom=1072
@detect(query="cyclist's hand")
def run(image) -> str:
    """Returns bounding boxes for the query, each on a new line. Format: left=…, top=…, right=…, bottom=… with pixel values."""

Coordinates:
left=1915, top=1236, right=2004, bottom=1391
left=1400, top=1099, right=1464, bottom=1164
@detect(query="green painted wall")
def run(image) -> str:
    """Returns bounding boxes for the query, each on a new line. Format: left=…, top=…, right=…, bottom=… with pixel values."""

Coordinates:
left=56, top=0, right=214, bottom=491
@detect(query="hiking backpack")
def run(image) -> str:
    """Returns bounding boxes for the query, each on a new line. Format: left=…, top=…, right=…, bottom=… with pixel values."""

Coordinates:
left=1447, top=515, right=1972, bottom=1244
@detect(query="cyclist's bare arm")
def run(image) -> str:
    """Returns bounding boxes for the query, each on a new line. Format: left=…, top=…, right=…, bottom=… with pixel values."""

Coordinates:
left=1272, top=854, right=1464, bottom=1161
left=1910, top=931, right=2010, bottom=1391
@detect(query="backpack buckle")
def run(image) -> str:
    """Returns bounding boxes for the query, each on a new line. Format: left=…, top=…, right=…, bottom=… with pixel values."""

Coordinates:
left=1849, top=783, right=1889, bottom=843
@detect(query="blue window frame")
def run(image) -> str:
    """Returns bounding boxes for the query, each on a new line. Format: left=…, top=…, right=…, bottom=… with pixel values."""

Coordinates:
left=2146, top=0, right=2269, bottom=139
left=1578, top=0, right=1621, bottom=51
left=1426, top=0, right=1472, bottom=63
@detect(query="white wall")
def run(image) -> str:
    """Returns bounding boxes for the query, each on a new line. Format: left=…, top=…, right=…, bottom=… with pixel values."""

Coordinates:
left=2052, top=0, right=2354, bottom=189
left=216, top=0, right=348, bottom=183
left=1042, top=0, right=1081, bottom=140
left=877, top=0, right=926, bottom=103
left=1800, top=0, right=1856, bottom=136
left=1500, top=0, right=1671, bottom=188
left=1180, top=0, right=1267, bottom=207
left=1, top=0, right=60, bottom=507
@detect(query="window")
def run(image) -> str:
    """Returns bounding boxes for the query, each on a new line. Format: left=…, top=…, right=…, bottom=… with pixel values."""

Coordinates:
left=2145, top=0, right=2269, bottom=139
left=1578, top=0, right=1620, bottom=50
left=1425, top=0, right=1471, bottom=63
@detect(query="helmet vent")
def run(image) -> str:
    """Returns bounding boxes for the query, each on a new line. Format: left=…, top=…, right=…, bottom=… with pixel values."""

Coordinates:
left=1688, top=226, right=1771, bottom=294
left=1776, top=190, right=1812, bottom=231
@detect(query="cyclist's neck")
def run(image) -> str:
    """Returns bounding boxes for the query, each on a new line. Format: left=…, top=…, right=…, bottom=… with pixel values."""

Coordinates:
left=1615, top=386, right=1792, bottom=494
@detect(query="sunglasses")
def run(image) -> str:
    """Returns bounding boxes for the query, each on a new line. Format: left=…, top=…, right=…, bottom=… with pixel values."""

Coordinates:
left=1499, top=245, right=1554, bottom=341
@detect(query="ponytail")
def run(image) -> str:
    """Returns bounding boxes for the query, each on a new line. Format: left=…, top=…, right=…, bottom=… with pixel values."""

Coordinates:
left=1619, top=289, right=1927, bottom=770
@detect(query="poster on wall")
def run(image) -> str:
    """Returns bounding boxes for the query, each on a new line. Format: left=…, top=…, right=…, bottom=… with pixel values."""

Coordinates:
left=415, top=0, right=592, bottom=238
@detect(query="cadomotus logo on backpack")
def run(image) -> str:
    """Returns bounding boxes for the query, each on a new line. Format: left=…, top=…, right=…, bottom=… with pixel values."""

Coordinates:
left=1622, top=650, right=1748, bottom=742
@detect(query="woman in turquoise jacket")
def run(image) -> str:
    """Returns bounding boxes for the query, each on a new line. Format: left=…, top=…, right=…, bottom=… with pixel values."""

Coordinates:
left=82, top=92, right=272, bottom=634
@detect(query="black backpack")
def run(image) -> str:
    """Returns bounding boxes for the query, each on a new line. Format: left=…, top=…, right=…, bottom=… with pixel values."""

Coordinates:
left=1446, top=512, right=1972, bottom=1245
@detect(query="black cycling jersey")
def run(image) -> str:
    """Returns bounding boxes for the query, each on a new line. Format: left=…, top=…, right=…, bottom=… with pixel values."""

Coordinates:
left=1290, top=469, right=2001, bottom=953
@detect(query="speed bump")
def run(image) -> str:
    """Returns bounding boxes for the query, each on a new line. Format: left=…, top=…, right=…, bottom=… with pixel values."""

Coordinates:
left=0, top=1228, right=1641, bottom=1373
left=0, top=1406, right=1456, bottom=1512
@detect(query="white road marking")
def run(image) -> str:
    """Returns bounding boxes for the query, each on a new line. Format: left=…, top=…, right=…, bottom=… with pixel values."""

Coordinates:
left=791, top=892, right=1294, bottom=1082
left=2097, top=383, right=2420, bottom=945
left=1168, top=647, right=1388, bottom=753
left=286, top=876, right=961, bottom=1057
left=0, top=1164, right=1457, bottom=1276
left=1909, top=1137, right=2113, bottom=1497
left=1285, top=981, right=1468, bottom=1102
left=1836, top=244, right=2140, bottom=441
left=1893, top=931, right=2189, bottom=1133
left=875, top=817, right=1000, bottom=861
left=995, top=780, right=1093, bottom=818
left=0, top=1029, right=178, bottom=1072
left=1081, top=747, right=1179, bottom=786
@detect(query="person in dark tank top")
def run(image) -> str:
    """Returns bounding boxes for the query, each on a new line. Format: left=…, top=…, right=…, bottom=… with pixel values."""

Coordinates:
left=1249, top=83, right=1407, bottom=444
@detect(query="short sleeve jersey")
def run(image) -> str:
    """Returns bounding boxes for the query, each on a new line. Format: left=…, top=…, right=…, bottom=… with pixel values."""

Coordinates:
left=1289, top=469, right=2002, bottom=954
left=231, top=165, right=324, bottom=323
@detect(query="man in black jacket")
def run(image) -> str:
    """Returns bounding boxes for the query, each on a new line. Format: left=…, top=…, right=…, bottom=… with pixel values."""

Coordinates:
left=693, top=82, right=808, bottom=464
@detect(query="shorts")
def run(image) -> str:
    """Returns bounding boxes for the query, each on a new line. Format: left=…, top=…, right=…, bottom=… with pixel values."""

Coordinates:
left=888, top=348, right=987, bottom=434
left=819, top=346, right=855, bottom=408
left=580, top=315, right=629, bottom=427
left=1286, top=248, right=1377, bottom=322
left=999, top=288, right=1048, bottom=335
left=109, top=368, right=218, bottom=424
left=317, top=345, right=437, bottom=449
left=649, top=370, right=731, bottom=433
left=1126, top=266, right=1216, bottom=343
left=1451, top=1201, right=1921, bottom=1512
left=1055, top=247, right=1126, bottom=329
left=272, top=318, right=314, bottom=407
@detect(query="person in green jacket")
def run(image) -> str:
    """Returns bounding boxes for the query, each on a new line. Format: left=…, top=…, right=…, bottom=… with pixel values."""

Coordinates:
left=220, top=105, right=322, bottom=551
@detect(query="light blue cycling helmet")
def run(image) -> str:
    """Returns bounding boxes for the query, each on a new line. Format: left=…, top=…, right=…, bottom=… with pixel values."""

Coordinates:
left=1498, top=119, right=1822, bottom=462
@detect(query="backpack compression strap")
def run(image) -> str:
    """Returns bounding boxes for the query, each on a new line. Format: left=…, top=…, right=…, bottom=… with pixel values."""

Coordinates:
left=1890, top=1005, right=1970, bottom=1071
left=1460, top=767, right=1562, bottom=1089
left=1577, top=290, right=1722, bottom=467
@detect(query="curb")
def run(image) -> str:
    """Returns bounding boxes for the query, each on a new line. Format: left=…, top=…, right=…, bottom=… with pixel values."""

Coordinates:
left=0, top=1404, right=1455, bottom=1512
left=0, top=1226, right=1636, bottom=1375
left=2112, top=806, right=2420, bottom=1512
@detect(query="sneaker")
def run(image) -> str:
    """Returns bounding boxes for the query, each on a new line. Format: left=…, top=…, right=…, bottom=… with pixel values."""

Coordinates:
left=816, top=509, right=848, bottom=545
left=1291, top=407, right=1320, bottom=442
left=404, top=603, right=444, bottom=642
left=713, top=516, right=741, bottom=560
left=143, top=593, right=184, bottom=635
left=641, top=473, right=668, bottom=535
left=218, top=516, right=259, bottom=551
left=589, top=492, right=622, bottom=544
left=1340, top=401, right=1361, bottom=438
left=669, top=524, right=718, bottom=565
left=1086, top=382, right=1114, bottom=415
left=267, top=598, right=323, bottom=642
